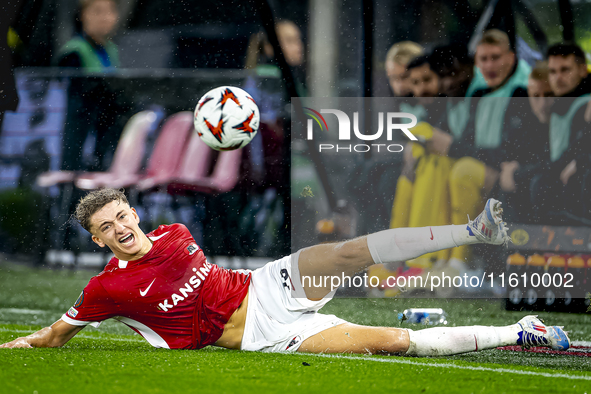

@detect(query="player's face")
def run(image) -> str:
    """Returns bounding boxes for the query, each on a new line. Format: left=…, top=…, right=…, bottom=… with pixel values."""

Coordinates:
left=386, top=60, right=411, bottom=97
left=527, top=77, right=554, bottom=123
left=548, top=55, right=588, bottom=97
left=475, top=44, right=515, bottom=89
left=409, top=63, right=440, bottom=104
left=89, top=200, right=151, bottom=261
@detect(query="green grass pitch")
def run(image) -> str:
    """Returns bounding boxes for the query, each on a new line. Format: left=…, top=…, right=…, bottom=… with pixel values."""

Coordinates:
left=1, top=261, right=590, bottom=393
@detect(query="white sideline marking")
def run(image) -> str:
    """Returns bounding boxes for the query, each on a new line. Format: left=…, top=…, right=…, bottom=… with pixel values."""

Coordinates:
left=77, top=335, right=144, bottom=343
left=0, top=308, right=50, bottom=315
left=573, top=341, right=591, bottom=347
left=309, top=353, right=591, bottom=381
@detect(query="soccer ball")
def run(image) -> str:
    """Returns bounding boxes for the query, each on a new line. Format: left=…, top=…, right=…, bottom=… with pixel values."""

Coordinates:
left=193, top=86, right=260, bottom=151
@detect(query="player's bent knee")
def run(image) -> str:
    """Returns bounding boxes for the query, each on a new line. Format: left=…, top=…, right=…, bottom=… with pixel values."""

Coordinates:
left=379, top=327, right=411, bottom=354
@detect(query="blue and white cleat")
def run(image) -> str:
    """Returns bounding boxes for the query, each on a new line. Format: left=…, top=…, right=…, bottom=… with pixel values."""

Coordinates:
left=467, top=198, right=509, bottom=245
left=516, top=315, right=571, bottom=350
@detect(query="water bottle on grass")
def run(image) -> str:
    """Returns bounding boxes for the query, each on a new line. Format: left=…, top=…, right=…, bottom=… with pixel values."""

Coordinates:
left=398, top=308, right=447, bottom=325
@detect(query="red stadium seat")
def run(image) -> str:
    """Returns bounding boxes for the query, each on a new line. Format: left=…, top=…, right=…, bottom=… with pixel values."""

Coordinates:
left=166, top=132, right=242, bottom=195
left=36, top=110, right=159, bottom=188
left=134, top=112, right=196, bottom=191
left=76, top=111, right=193, bottom=190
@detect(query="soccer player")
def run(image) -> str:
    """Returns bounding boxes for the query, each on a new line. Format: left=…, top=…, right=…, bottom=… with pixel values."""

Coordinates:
left=1, top=189, right=570, bottom=355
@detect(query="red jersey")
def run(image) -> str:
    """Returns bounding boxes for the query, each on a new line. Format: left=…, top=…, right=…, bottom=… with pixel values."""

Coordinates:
left=61, top=223, right=251, bottom=349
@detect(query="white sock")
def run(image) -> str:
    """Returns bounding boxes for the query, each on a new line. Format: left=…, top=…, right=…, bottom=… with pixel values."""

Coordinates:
left=367, top=225, right=479, bottom=265
left=405, top=324, right=521, bottom=356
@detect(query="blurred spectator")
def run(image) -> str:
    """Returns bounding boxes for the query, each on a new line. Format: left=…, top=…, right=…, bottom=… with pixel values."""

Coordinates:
left=385, top=41, right=423, bottom=97
left=429, top=44, right=479, bottom=141
left=526, top=63, right=555, bottom=123
left=472, top=29, right=530, bottom=98
left=475, top=29, right=519, bottom=91
left=396, top=54, right=444, bottom=193
left=530, top=43, right=591, bottom=222
left=275, top=20, right=306, bottom=95
left=499, top=62, right=553, bottom=222
left=431, top=44, right=475, bottom=98
left=407, top=55, right=441, bottom=103
left=245, top=20, right=306, bottom=97
left=59, top=0, right=119, bottom=69
left=58, top=0, right=123, bottom=172
left=398, top=54, right=439, bottom=123
left=547, top=44, right=589, bottom=98
left=276, top=20, right=304, bottom=68
left=452, top=30, right=529, bottom=171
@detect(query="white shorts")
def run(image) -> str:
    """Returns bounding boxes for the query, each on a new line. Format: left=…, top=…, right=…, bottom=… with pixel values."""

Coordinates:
left=240, top=250, right=348, bottom=353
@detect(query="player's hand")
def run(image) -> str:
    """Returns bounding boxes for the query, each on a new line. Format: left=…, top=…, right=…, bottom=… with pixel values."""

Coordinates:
left=401, top=142, right=418, bottom=182
left=401, top=156, right=417, bottom=183
left=425, top=128, right=453, bottom=156
left=499, top=161, right=519, bottom=192
left=0, top=337, right=32, bottom=348
left=560, top=160, right=577, bottom=185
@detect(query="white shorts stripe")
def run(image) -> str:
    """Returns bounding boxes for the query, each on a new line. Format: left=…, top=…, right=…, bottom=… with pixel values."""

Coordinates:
left=114, top=316, right=170, bottom=349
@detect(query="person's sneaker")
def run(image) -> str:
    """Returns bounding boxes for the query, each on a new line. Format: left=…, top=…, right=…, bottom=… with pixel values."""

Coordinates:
left=467, top=198, right=509, bottom=245
left=516, top=315, right=571, bottom=350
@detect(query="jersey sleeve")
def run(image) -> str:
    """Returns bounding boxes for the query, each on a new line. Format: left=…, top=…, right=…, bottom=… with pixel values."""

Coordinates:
left=61, top=276, right=119, bottom=328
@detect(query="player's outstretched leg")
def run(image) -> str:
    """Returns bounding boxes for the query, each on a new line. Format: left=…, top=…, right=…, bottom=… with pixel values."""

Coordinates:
left=298, top=198, right=508, bottom=299
left=298, top=315, right=570, bottom=355
left=405, top=315, right=570, bottom=356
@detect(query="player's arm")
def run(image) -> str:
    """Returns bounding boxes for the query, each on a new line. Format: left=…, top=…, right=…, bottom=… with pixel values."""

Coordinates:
left=0, top=319, right=84, bottom=349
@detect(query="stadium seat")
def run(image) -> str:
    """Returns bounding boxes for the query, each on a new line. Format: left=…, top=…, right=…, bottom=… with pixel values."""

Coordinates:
left=134, top=111, right=196, bottom=192
left=166, top=132, right=243, bottom=195
left=36, top=110, right=160, bottom=189
left=76, top=111, right=193, bottom=190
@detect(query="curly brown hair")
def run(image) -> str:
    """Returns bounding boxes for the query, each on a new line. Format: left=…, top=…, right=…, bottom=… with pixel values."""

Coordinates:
left=74, top=188, right=129, bottom=232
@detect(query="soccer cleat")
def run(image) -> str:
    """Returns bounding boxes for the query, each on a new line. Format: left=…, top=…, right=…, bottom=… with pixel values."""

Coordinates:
left=516, top=315, right=571, bottom=350
left=467, top=198, right=509, bottom=245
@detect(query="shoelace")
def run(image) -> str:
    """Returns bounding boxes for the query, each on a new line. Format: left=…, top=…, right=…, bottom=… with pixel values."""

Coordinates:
left=518, top=327, right=550, bottom=348
left=467, top=214, right=511, bottom=246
